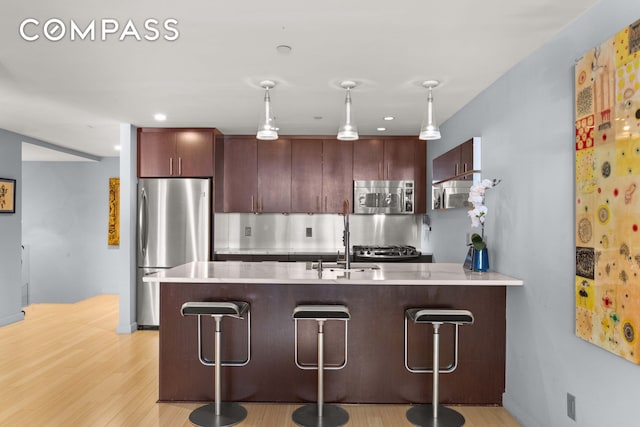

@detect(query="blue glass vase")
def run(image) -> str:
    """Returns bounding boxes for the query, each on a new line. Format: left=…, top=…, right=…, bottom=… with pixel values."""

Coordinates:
left=472, top=247, right=489, bottom=272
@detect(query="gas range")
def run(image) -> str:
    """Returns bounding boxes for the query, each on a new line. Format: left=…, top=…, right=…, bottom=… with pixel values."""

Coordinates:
left=352, top=245, right=421, bottom=261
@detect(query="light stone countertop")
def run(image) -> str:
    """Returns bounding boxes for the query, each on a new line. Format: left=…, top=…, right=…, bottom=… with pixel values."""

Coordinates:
left=214, top=248, right=433, bottom=256
left=144, top=261, right=523, bottom=286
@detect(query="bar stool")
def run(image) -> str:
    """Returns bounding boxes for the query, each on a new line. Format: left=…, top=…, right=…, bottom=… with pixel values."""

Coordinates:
left=404, top=309, right=474, bottom=427
left=292, top=305, right=350, bottom=427
left=181, top=301, right=251, bottom=427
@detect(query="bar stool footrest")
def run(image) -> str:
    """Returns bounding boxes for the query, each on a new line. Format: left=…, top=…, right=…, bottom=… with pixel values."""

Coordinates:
left=189, top=402, right=248, bottom=427
left=406, top=404, right=465, bottom=427
left=292, top=403, right=349, bottom=427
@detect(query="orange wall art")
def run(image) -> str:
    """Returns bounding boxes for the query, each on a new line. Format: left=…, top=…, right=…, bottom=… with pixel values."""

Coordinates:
left=108, top=178, right=120, bottom=246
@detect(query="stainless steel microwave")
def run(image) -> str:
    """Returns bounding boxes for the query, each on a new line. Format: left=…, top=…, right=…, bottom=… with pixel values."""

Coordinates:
left=353, top=180, right=414, bottom=214
left=432, top=180, right=472, bottom=210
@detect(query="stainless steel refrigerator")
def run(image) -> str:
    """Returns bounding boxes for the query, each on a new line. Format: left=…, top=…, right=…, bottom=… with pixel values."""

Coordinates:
left=137, top=178, right=211, bottom=328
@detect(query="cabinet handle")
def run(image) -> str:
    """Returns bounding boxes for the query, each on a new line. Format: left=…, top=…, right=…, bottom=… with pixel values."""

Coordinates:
left=455, top=163, right=459, bottom=176
left=169, top=158, right=173, bottom=176
left=325, top=196, right=327, bottom=212
left=178, top=157, right=182, bottom=176
left=463, top=163, right=468, bottom=173
left=379, top=162, right=383, bottom=179
left=251, top=195, right=254, bottom=212
left=387, top=163, right=390, bottom=179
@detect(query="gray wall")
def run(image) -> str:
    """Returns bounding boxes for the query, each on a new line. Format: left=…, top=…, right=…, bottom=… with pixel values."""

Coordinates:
left=22, top=158, right=122, bottom=303
left=428, top=0, right=640, bottom=425
left=0, top=131, right=24, bottom=326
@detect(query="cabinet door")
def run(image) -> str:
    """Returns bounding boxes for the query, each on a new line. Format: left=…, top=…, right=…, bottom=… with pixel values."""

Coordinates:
left=459, top=139, right=474, bottom=180
left=291, top=139, right=323, bottom=213
left=257, top=139, right=291, bottom=213
left=223, top=137, right=257, bottom=213
left=413, top=139, right=427, bottom=213
left=384, top=139, right=415, bottom=180
left=353, top=139, right=384, bottom=180
left=138, top=131, right=176, bottom=177
left=176, top=131, right=213, bottom=177
left=432, top=146, right=460, bottom=182
left=323, top=139, right=353, bottom=213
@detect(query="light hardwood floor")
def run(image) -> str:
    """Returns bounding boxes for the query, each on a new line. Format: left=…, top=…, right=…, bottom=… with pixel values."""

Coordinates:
left=0, top=295, right=521, bottom=426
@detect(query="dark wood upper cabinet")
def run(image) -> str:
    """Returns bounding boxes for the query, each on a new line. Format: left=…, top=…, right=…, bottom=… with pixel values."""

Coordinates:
left=221, top=135, right=425, bottom=214
left=383, top=138, right=415, bottom=180
left=290, top=139, right=353, bottom=214
left=459, top=139, right=474, bottom=180
left=138, top=128, right=218, bottom=177
left=138, top=131, right=176, bottom=177
left=353, top=139, right=384, bottom=180
left=291, top=139, right=323, bottom=213
left=432, top=137, right=478, bottom=183
left=223, top=137, right=292, bottom=213
left=175, top=131, right=214, bottom=177
left=223, top=137, right=257, bottom=213
left=257, top=139, right=291, bottom=213
left=413, top=139, right=427, bottom=214
left=322, top=139, right=353, bottom=213
left=432, top=146, right=461, bottom=182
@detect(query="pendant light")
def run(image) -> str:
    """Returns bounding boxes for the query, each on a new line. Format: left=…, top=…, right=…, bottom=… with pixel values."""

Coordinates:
left=256, top=80, right=278, bottom=140
left=337, top=80, right=359, bottom=141
left=419, top=80, right=441, bottom=140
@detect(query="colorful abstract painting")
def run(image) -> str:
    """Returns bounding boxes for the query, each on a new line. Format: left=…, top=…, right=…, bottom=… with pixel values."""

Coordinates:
left=575, top=19, right=640, bottom=364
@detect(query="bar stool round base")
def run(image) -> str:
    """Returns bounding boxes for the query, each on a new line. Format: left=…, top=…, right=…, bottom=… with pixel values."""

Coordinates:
left=292, top=403, right=349, bottom=427
left=406, top=404, right=466, bottom=427
left=188, top=402, right=248, bottom=427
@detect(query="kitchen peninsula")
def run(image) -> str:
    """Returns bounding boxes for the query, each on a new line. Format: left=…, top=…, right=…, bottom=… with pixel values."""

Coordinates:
left=148, top=262, right=522, bottom=404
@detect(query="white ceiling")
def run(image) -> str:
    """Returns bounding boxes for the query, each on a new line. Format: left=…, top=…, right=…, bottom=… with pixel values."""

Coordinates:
left=1, top=0, right=598, bottom=161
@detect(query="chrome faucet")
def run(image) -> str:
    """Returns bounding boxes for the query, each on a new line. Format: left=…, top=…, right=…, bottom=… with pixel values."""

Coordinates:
left=342, top=200, right=351, bottom=270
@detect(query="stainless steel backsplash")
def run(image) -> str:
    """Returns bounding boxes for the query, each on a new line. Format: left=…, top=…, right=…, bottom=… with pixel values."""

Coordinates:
left=214, top=213, right=422, bottom=251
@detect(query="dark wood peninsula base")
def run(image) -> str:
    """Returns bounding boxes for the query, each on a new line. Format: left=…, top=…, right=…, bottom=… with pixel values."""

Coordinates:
left=159, top=282, right=507, bottom=404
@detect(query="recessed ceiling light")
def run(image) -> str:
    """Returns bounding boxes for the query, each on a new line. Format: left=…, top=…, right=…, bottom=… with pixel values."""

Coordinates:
left=114, top=145, right=121, bottom=151
left=154, top=113, right=167, bottom=121
left=377, top=127, right=386, bottom=131
left=383, top=116, right=394, bottom=121
left=276, top=45, right=292, bottom=54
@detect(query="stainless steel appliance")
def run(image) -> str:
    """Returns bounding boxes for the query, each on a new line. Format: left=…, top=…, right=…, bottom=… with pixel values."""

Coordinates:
left=353, top=180, right=414, bottom=214
left=353, top=245, right=426, bottom=262
left=431, top=180, right=472, bottom=210
left=137, top=178, right=211, bottom=328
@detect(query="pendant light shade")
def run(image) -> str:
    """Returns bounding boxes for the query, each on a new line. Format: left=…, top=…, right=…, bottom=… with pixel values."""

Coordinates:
left=419, top=80, right=441, bottom=140
left=337, top=80, right=359, bottom=141
left=257, top=80, right=278, bottom=140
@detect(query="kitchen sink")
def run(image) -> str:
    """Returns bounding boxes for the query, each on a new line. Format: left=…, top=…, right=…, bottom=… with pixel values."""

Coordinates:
left=307, top=262, right=380, bottom=272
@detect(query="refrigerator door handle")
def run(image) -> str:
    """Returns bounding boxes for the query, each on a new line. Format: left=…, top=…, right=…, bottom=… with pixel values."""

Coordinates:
left=139, top=188, right=148, bottom=259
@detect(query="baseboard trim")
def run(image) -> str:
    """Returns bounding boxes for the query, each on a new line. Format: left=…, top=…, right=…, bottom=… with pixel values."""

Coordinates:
left=116, top=321, right=138, bottom=334
left=503, top=393, right=542, bottom=427
left=0, top=310, right=25, bottom=327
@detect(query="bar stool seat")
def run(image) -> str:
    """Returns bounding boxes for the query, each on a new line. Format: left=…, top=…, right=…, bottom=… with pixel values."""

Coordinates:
left=404, top=308, right=474, bottom=427
left=292, top=304, right=350, bottom=427
left=181, top=301, right=251, bottom=427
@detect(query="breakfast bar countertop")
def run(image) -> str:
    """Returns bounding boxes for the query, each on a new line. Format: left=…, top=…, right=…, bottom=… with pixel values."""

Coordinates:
left=144, top=261, right=523, bottom=286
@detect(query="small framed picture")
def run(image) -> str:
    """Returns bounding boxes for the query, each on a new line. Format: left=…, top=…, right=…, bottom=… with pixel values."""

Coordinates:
left=0, top=178, right=16, bottom=213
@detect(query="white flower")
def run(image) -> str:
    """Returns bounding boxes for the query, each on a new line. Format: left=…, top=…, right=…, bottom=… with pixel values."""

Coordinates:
left=467, top=178, right=500, bottom=229
left=481, top=178, right=494, bottom=188
left=468, top=192, right=484, bottom=205
left=468, top=206, right=488, bottom=227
